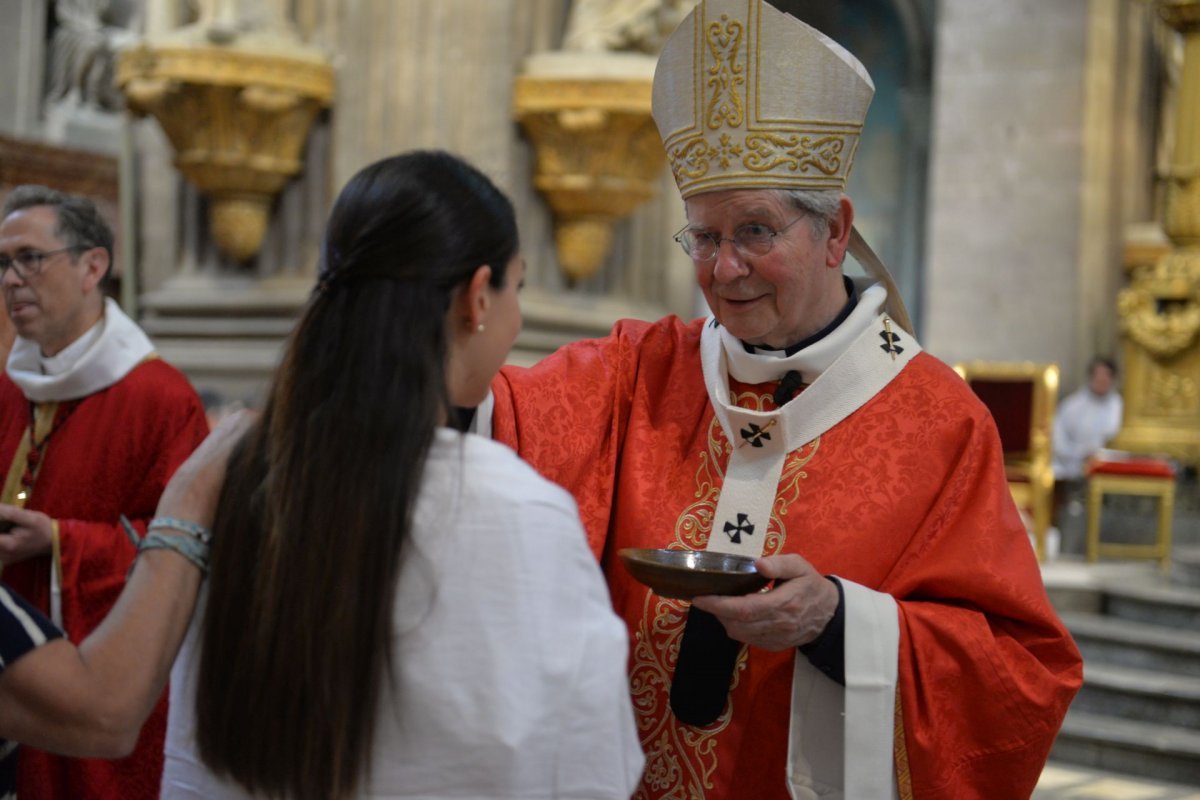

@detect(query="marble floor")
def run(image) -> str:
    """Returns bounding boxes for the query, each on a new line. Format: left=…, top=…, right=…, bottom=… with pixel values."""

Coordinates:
left=1035, top=761, right=1200, bottom=799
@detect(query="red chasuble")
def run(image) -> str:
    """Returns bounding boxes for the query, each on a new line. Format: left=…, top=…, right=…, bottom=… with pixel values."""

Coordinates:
left=492, top=316, right=1082, bottom=800
left=0, top=359, right=209, bottom=800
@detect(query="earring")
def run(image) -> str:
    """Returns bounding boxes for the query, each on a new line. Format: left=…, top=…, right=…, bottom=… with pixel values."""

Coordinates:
left=476, top=323, right=486, bottom=334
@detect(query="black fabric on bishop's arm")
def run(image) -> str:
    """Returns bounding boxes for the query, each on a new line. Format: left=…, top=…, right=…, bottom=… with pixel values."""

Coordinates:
left=798, top=576, right=846, bottom=686
left=671, top=576, right=847, bottom=727
left=670, top=607, right=743, bottom=726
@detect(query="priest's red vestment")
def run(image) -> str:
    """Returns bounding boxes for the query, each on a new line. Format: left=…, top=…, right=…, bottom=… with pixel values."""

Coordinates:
left=491, top=316, right=1082, bottom=800
left=0, top=358, right=209, bottom=800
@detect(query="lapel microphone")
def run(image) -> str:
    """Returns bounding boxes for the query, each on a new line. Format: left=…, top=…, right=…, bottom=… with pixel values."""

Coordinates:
left=772, top=370, right=805, bottom=407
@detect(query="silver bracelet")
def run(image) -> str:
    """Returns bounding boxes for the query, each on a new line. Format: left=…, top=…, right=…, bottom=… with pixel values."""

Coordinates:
left=148, top=516, right=213, bottom=544
left=119, top=514, right=212, bottom=576
left=138, top=531, right=209, bottom=575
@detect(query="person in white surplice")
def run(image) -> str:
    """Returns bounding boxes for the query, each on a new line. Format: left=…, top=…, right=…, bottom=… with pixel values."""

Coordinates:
left=1052, top=356, right=1124, bottom=481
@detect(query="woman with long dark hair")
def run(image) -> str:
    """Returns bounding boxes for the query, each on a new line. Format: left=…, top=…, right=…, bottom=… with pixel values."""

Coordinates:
left=159, top=151, right=644, bottom=799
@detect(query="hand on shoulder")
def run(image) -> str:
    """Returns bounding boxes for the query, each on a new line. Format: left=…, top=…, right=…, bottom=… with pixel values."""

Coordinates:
left=156, top=410, right=257, bottom=529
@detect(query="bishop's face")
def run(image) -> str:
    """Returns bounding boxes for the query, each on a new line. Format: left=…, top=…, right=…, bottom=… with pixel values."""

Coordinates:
left=683, top=189, right=851, bottom=349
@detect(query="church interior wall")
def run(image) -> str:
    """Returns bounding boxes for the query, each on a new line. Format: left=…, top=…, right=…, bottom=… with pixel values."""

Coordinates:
left=924, top=0, right=1167, bottom=393
left=0, top=0, right=1174, bottom=406
left=0, top=0, right=46, bottom=141
left=924, top=0, right=1090, bottom=373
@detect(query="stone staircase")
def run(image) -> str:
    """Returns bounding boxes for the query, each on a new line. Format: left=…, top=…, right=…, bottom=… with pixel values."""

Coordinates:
left=1044, top=474, right=1200, bottom=786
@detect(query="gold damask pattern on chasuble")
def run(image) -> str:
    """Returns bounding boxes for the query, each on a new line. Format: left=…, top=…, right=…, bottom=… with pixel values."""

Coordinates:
left=630, top=388, right=819, bottom=800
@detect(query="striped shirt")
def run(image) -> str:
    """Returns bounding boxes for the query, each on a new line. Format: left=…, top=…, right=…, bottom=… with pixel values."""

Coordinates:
left=0, top=584, right=63, bottom=800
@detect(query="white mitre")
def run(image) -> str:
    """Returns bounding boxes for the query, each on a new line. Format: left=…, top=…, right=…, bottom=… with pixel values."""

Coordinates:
left=652, top=0, right=913, bottom=333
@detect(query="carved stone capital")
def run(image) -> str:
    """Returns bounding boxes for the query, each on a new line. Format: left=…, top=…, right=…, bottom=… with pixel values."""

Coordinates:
left=1158, top=0, right=1200, bottom=32
left=514, top=53, right=665, bottom=282
left=117, top=42, right=333, bottom=262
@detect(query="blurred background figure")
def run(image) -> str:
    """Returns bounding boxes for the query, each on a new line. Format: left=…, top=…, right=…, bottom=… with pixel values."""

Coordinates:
left=1050, top=356, right=1124, bottom=553
left=0, top=185, right=209, bottom=799
left=1053, top=356, right=1123, bottom=483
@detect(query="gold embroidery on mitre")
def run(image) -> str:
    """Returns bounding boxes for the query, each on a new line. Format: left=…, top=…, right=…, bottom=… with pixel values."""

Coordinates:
left=672, top=137, right=716, bottom=181
left=652, top=0, right=873, bottom=198
left=704, top=15, right=745, bottom=130
left=666, top=126, right=855, bottom=190
left=744, top=132, right=844, bottom=175
left=630, top=393, right=818, bottom=798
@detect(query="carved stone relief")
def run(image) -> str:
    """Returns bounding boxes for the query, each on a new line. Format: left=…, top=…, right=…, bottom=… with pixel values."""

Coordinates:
left=47, top=0, right=141, bottom=111
left=563, top=0, right=697, bottom=54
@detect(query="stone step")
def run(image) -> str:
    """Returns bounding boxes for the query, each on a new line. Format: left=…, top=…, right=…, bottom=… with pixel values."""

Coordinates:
left=1072, top=662, right=1200, bottom=730
left=1102, top=580, right=1200, bottom=629
left=1051, top=709, right=1200, bottom=786
left=1061, top=611, right=1200, bottom=677
left=1174, top=546, right=1200, bottom=590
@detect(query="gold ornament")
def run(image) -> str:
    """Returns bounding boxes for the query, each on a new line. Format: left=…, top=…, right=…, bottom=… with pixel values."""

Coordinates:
left=118, top=36, right=333, bottom=263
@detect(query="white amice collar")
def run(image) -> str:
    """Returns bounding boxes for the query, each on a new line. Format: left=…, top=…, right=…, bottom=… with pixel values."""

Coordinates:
left=7, top=297, right=156, bottom=402
left=39, top=315, right=104, bottom=376
left=721, top=280, right=887, bottom=386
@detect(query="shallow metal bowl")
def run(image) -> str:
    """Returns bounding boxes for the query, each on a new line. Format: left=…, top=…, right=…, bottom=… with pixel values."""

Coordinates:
left=617, top=547, right=767, bottom=600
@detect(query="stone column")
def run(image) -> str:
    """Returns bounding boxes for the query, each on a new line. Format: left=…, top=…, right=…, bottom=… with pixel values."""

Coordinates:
left=923, top=0, right=1089, bottom=368
left=0, top=0, right=46, bottom=139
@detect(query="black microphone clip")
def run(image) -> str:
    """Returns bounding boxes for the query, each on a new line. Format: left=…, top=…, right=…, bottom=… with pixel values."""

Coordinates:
left=772, top=370, right=805, bottom=407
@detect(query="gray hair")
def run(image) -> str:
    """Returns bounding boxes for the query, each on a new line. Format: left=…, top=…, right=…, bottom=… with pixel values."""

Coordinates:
left=2, top=185, right=114, bottom=277
left=776, top=188, right=841, bottom=237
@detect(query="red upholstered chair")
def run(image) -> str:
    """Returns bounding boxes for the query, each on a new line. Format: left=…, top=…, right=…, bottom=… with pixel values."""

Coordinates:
left=953, top=361, right=1060, bottom=560
left=1085, top=455, right=1176, bottom=570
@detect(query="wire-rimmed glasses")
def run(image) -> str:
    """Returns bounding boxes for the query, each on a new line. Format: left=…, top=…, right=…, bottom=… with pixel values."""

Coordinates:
left=0, top=246, right=87, bottom=280
left=672, top=217, right=807, bottom=261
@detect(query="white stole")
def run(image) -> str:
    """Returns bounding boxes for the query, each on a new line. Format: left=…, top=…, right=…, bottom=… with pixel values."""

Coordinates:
left=698, top=281, right=915, bottom=799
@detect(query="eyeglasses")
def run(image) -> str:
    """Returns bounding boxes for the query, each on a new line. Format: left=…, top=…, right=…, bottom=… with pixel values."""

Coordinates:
left=0, top=246, right=87, bottom=280
left=673, top=216, right=807, bottom=262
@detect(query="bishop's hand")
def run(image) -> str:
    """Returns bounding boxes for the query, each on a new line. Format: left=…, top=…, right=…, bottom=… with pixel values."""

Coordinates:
left=691, top=553, right=838, bottom=652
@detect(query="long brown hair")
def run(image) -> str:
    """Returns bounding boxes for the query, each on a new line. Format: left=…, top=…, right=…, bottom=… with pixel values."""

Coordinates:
left=194, top=151, right=517, bottom=799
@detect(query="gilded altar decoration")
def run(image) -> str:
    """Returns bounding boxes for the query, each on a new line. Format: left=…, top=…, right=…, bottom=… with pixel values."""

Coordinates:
left=1160, top=1, right=1200, bottom=246
left=1113, top=246, right=1200, bottom=462
left=116, top=15, right=333, bottom=263
left=514, top=52, right=666, bottom=282
left=1117, top=265, right=1200, bottom=358
left=1112, top=2, right=1200, bottom=464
